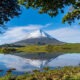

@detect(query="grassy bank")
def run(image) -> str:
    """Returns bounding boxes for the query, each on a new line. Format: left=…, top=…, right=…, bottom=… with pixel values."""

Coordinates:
left=17, top=43, right=80, bottom=53
left=1, top=43, right=80, bottom=53
left=0, top=47, right=17, bottom=53
left=0, top=66, right=80, bottom=80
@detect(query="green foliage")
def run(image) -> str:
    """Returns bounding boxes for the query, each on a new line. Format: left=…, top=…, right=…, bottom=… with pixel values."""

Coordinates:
left=43, top=67, right=50, bottom=71
left=18, top=0, right=80, bottom=24
left=0, top=66, right=80, bottom=80
left=0, top=47, right=16, bottom=53
left=0, top=0, right=20, bottom=26
left=1, top=0, right=80, bottom=27
left=62, top=0, right=80, bottom=24
left=0, top=0, right=80, bottom=27
left=19, top=0, right=76, bottom=17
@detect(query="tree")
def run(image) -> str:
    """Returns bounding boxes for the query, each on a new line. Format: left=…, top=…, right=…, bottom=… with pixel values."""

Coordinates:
left=0, top=0, right=80, bottom=28
left=62, top=1, right=80, bottom=24
left=19, top=0, right=75, bottom=17
left=0, top=0, right=20, bottom=26
left=19, top=0, right=78, bottom=24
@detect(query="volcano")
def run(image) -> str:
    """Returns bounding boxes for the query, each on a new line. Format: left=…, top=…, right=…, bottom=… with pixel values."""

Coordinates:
left=13, top=29, right=63, bottom=46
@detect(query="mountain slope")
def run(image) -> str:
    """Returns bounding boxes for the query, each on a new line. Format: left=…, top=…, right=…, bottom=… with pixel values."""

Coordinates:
left=13, top=29, right=63, bottom=45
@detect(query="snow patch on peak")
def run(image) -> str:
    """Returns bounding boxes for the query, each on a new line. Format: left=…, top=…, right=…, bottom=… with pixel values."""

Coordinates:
left=27, top=29, right=52, bottom=39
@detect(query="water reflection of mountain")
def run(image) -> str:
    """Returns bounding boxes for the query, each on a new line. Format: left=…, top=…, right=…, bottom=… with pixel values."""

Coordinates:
left=13, top=53, right=80, bottom=69
left=13, top=52, right=62, bottom=60
left=13, top=53, right=62, bottom=69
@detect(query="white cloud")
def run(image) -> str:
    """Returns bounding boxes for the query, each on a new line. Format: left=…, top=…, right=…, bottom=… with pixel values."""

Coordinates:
left=46, top=27, right=80, bottom=43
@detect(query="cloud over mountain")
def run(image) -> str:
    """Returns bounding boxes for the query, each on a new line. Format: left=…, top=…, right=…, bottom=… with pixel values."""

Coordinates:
left=0, top=24, right=52, bottom=44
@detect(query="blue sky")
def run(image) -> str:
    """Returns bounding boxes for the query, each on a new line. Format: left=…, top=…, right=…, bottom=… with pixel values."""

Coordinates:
left=0, top=6, right=80, bottom=44
left=6, top=7, right=69, bottom=29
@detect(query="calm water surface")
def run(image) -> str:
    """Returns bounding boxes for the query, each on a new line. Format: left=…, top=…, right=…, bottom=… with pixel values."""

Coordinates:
left=0, top=53, right=80, bottom=76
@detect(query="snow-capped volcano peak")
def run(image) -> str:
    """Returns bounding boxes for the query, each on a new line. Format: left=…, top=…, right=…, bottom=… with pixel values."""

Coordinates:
left=27, top=29, right=52, bottom=39
left=13, top=29, right=63, bottom=45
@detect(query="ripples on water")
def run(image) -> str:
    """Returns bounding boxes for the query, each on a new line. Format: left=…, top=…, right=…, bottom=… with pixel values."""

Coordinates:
left=0, top=53, right=80, bottom=76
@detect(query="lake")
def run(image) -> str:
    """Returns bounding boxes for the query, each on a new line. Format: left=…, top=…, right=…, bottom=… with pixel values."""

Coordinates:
left=0, top=53, right=80, bottom=76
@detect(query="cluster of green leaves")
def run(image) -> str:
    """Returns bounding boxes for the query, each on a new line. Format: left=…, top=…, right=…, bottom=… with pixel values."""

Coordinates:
left=63, top=0, right=80, bottom=24
left=19, top=0, right=76, bottom=17
left=0, top=0, right=20, bottom=26
left=18, top=0, right=80, bottom=24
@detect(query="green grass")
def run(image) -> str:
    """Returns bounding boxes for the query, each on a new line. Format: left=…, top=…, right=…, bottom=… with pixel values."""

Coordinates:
left=16, top=43, right=80, bottom=53
left=1, top=43, right=80, bottom=53
left=0, top=66, right=80, bottom=80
